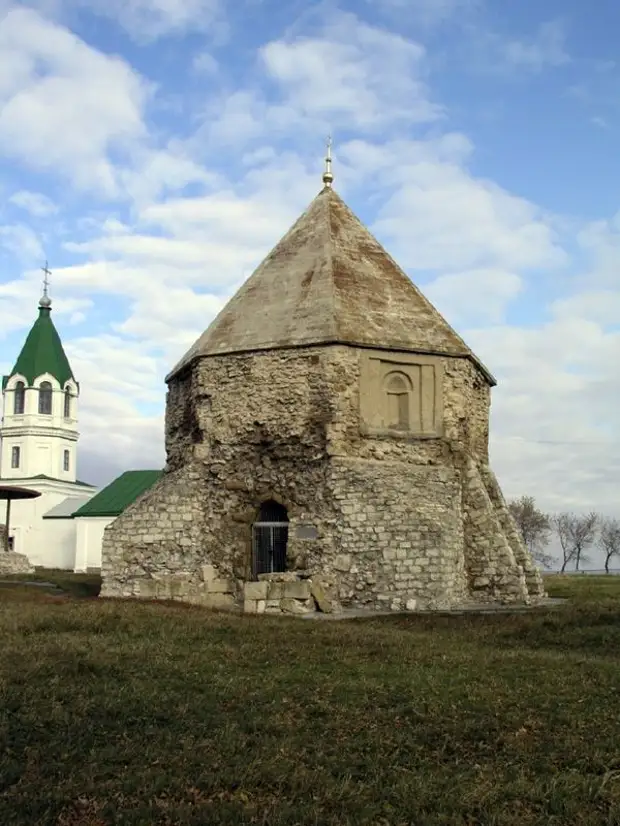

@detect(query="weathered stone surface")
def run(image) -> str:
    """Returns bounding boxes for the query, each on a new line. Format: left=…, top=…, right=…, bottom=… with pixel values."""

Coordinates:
left=0, top=551, right=34, bottom=575
left=266, top=582, right=284, bottom=599
left=168, top=187, right=487, bottom=380
left=333, top=554, right=351, bottom=572
left=310, top=576, right=340, bottom=613
left=281, top=598, right=313, bottom=614
left=282, top=580, right=311, bottom=600
left=201, top=564, right=217, bottom=583
left=405, top=598, right=417, bottom=611
left=243, top=581, right=268, bottom=600
left=207, top=578, right=234, bottom=594
left=258, top=572, right=298, bottom=582
left=201, top=593, right=237, bottom=611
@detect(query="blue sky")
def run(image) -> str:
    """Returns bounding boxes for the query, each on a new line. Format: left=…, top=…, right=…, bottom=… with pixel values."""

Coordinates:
left=0, top=0, right=619, bottom=565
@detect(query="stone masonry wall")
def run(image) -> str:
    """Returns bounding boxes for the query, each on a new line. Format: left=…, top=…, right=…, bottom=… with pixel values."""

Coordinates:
left=327, top=458, right=468, bottom=611
left=461, top=457, right=529, bottom=604
left=101, top=344, right=542, bottom=610
left=478, top=463, right=546, bottom=599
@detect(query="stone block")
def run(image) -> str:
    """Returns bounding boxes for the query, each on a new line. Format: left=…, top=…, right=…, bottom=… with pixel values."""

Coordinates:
left=155, top=581, right=172, bottom=599
left=310, top=580, right=338, bottom=613
left=243, top=599, right=258, bottom=614
left=138, top=580, right=158, bottom=598
left=201, top=564, right=217, bottom=583
left=281, top=598, right=313, bottom=615
left=405, top=598, right=417, bottom=611
left=267, top=582, right=284, bottom=599
left=282, top=580, right=311, bottom=600
left=224, top=478, right=249, bottom=492
left=207, top=578, right=234, bottom=594
left=0, top=552, right=34, bottom=576
left=244, top=581, right=268, bottom=600
left=169, top=578, right=191, bottom=598
left=333, top=554, right=351, bottom=572
left=258, top=572, right=297, bottom=582
left=204, top=593, right=236, bottom=611
left=256, top=600, right=266, bottom=614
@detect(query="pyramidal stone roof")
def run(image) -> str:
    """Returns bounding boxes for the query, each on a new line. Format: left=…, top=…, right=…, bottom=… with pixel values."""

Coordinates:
left=4, top=302, right=74, bottom=388
left=168, top=186, right=495, bottom=385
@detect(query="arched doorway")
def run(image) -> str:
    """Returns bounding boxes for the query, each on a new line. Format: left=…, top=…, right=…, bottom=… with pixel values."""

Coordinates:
left=252, top=500, right=289, bottom=580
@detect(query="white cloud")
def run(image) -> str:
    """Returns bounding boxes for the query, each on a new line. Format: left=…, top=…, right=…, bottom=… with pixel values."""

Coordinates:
left=426, top=269, right=522, bottom=325
left=577, top=214, right=620, bottom=287
left=79, top=0, right=222, bottom=42
left=352, top=138, right=566, bottom=273
left=371, top=0, right=478, bottom=25
left=0, top=223, right=44, bottom=263
left=551, top=290, right=620, bottom=326
left=0, top=7, right=149, bottom=194
left=502, top=20, right=570, bottom=72
left=8, top=190, right=58, bottom=217
left=259, top=13, right=443, bottom=131
left=467, top=19, right=570, bottom=76
left=192, top=51, right=219, bottom=75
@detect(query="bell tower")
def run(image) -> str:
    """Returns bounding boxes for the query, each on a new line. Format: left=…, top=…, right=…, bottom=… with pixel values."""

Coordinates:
left=0, top=267, right=79, bottom=483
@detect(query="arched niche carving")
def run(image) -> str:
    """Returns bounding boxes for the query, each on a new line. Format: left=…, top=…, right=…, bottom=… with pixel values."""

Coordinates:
left=383, top=370, right=412, bottom=430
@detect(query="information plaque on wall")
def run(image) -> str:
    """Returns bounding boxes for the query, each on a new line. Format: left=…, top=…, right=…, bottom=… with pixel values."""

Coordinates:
left=296, top=524, right=318, bottom=540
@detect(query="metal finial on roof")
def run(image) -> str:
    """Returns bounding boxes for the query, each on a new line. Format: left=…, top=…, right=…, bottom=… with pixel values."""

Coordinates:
left=322, top=135, right=334, bottom=187
left=40, top=261, right=52, bottom=309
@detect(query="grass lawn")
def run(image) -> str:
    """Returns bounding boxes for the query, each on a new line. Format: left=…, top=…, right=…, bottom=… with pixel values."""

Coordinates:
left=1, top=574, right=620, bottom=825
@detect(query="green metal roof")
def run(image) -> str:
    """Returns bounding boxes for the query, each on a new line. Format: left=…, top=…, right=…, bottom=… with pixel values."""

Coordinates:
left=72, top=470, right=163, bottom=518
left=4, top=305, right=74, bottom=388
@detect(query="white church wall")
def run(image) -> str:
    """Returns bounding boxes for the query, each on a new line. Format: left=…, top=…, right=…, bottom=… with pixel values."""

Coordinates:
left=9, top=489, right=76, bottom=568
left=74, top=516, right=114, bottom=572
left=4, top=480, right=97, bottom=569
left=39, top=518, right=78, bottom=570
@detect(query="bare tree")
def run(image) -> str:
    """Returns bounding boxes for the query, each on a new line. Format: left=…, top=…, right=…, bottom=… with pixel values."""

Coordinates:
left=553, top=512, right=598, bottom=572
left=508, top=495, right=554, bottom=568
left=598, top=518, right=620, bottom=574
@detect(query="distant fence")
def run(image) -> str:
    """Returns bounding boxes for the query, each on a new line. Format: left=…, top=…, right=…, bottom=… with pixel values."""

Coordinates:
left=541, top=569, right=620, bottom=576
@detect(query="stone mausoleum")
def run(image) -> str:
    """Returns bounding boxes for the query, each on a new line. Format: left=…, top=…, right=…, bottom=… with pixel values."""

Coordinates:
left=101, top=158, right=545, bottom=615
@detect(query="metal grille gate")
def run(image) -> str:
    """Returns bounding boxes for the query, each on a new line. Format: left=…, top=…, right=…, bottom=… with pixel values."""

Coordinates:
left=251, top=501, right=289, bottom=580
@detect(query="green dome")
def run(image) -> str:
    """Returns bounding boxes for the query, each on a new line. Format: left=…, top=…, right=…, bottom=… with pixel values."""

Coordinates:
left=4, top=304, right=74, bottom=388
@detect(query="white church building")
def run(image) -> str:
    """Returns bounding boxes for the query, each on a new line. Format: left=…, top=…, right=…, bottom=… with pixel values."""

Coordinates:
left=0, top=287, right=160, bottom=572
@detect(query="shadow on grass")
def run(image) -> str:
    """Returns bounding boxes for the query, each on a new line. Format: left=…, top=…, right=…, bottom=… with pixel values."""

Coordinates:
left=1, top=568, right=101, bottom=599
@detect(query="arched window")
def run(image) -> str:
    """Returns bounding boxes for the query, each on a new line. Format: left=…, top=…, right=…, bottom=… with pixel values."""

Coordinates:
left=64, top=388, right=72, bottom=419
left=252, top=500, right=289, bottom=579
left=38, top=381, right=53, bottom=415
left=385, top=371, right=412, bottom=431
left=13, top=382, right=25, bottom=415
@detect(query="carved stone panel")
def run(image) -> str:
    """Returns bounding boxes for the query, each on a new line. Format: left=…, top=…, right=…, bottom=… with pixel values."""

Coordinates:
left=359, top=351, right=443, bottom=438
